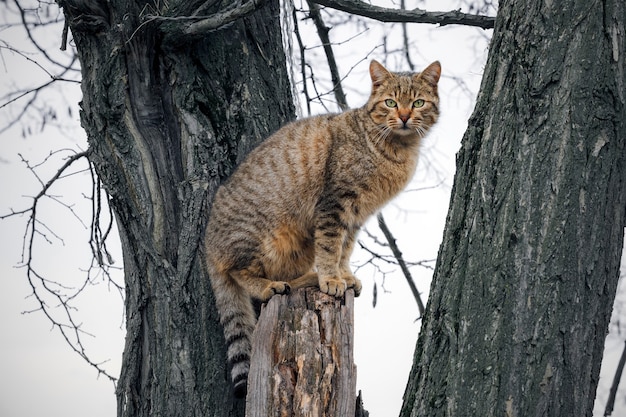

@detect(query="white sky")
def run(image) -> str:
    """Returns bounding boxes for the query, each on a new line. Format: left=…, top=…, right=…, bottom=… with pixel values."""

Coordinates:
left=0, top=1, right=624, bottom=417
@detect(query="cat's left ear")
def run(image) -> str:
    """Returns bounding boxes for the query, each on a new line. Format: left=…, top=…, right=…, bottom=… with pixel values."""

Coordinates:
left=370, top=60, right=393, bottom=88
left=417, top=61, right=441, bottom=86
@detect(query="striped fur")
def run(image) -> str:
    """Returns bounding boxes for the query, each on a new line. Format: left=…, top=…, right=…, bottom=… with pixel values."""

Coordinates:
left=204, top=60, right=441, bottom=397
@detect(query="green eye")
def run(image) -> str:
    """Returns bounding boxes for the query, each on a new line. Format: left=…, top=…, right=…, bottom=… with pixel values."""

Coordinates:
left=413, top=99, right=425, bottom=108
left=385, top=99, right=397, bottom=108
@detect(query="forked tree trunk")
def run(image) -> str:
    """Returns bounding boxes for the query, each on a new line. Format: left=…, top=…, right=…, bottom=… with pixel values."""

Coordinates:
left=60, top=1, right=295, bottom=416
left=246, top=288, right=357, bottom=417
left=401, top=1, right=626, bottom=416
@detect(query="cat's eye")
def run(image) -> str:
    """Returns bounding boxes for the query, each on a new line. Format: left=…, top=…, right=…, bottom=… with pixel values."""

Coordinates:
left=413, top=99, right=425, bottom=108
left=385, top=99, right=397, bottom=108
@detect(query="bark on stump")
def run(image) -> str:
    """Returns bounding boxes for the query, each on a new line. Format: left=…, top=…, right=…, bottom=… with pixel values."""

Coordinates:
left=246, top=287, right=357, bottom=417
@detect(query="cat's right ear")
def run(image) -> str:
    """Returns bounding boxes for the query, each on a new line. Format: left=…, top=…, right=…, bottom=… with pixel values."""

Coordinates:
left=369, top=60, right=392, bottom=89
left=418, top=61, right=442, bottom=87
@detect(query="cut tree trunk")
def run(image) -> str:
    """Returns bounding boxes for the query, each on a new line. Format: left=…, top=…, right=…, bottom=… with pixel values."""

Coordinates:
left=246, top=288, right=357, bottom=417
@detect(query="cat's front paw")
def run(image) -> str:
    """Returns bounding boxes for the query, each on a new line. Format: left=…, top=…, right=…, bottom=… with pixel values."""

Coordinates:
left=342, top=273, right=362, bottom=297
left=319, top=276, right=347, bottom=297
left=261, top=281, right=291, bottom=301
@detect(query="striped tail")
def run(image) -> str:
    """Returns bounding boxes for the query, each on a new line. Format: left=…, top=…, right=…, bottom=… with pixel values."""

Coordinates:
left=209, top=269, right=257, bottom=398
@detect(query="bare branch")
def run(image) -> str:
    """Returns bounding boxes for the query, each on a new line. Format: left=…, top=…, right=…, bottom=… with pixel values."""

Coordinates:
left=357, top=238, right=396, bottom=265
left=377, top=213, right=425, bottom=317
left=32, top=151, right=87, bottom=201
left=311, top=0, right=495, bottom=29
left=399, top=0, right=415, bottom=71
left=306, top=0, right=348, bottom=110
left=13, top=0, right=79, bottom=69
left=150, top=0, right=269, bottom=42
left=183, top=0, right=267, bottom=35
left=604, top=339, right=626, bottom=416
left=0, top=6, right=80, bottom=135
left=292, top=5, right=313, bottom=116
left=2, top=150, right=121, bottom=383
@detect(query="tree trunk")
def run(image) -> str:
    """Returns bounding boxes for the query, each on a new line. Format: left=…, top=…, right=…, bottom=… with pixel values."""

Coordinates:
left=60, top=1, right=295, bottom=416
left=401, top=1, right=626, bottom=416
left=246, top=288, right=357, bottom=417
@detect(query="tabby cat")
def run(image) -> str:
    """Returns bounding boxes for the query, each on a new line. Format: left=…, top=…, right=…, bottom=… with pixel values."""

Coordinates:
left=204, top=59, right=441, bottom=397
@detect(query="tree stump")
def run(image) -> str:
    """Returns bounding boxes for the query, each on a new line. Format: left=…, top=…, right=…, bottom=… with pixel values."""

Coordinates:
left=246, top=287, right=357, bottom=417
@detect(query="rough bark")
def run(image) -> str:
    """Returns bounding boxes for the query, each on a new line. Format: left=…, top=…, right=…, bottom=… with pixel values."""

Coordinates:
left=401, top=1, right=626, bottom=416
left=246, top=288, right=357, bottom=417
left=59, top=0, right=295, bottom=416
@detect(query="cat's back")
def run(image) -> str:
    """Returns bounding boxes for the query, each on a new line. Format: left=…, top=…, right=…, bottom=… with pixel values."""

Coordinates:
left=221, top=113, right=343, bottom=200
left=206, top=113, right=349, bottom=246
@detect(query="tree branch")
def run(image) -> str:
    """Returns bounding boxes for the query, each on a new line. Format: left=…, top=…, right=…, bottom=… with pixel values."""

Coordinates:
left=2, top=150, right=121, bottom=383
left=311, top=0, right=495, bottom=29
left=399, top=0, right=415, bottom=71
left=291, top=6, right=313, bottom=115
left=604, top=339, right=626, bottom=416
left=377, top=213, right=425, bottom=317
left=153, top=0, right=269, bottom=43
left=306, top=0, right=349, bottom=111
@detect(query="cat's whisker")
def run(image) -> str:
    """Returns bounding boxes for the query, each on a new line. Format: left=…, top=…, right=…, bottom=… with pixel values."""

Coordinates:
left=372, top=124, right=390, bottom=147
left=414, top=124, right=428, bottom=139
left=378, top=126, right=392, bottom=146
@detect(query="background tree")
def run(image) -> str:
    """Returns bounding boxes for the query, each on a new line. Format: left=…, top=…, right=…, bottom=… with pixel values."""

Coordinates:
left=400, top=0, right=626, bottom=416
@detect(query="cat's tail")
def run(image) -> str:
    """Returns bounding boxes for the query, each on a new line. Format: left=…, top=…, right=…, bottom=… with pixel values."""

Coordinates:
left=209, top=268, right=256, bottom=398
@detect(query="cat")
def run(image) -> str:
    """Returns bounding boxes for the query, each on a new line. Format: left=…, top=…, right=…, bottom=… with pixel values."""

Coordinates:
left=204, top=59, right=441, bottom=397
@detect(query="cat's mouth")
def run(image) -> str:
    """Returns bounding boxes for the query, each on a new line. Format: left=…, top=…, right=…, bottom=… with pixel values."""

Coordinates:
left=390, top=119, right=417, bottom=133
left=393, top=125, right=418, bottom=135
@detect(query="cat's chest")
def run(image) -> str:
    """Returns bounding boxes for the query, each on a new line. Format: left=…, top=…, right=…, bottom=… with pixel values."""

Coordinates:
left=347, top=152, right=418, bottom=220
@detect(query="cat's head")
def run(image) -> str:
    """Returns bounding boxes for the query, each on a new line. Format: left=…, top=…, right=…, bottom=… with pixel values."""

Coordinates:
left=366, top=60, right=440, bottom=140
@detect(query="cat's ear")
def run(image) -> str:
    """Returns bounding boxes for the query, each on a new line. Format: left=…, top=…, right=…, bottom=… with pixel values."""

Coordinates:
left=369, top=60, right=392, bottom=88
left=417, top=61, right=441, bottom=86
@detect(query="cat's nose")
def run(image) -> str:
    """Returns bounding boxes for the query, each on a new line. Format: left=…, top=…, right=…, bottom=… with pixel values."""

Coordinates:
left=399, top=114, right=410, bottom=124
